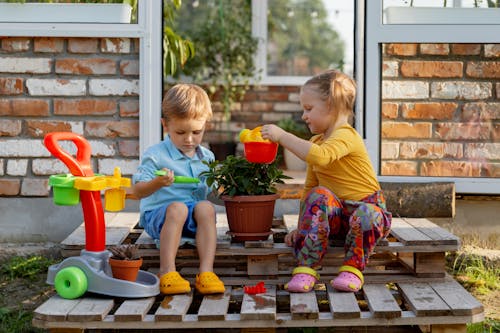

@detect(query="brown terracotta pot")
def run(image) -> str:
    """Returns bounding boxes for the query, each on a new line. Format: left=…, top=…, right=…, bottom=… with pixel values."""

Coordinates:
left=222, top=193, right=279, bottom=242
left=109, top=257, right=143, bottom=281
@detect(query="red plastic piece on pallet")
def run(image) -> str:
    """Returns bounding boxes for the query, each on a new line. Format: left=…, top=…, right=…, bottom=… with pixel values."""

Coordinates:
left=244, top=281, right=266, bottom=294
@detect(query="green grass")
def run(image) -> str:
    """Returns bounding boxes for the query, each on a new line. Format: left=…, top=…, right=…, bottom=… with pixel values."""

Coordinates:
left=446, top=251, right=500, bottom=333
left=0, top=255, right=56, bottom=333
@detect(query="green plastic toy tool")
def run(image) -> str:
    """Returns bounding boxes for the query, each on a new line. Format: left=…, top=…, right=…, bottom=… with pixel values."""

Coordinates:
left=154, top=170, right=200, bottom=183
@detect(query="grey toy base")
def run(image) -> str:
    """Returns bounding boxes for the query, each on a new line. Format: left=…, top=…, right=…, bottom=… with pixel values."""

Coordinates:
left=47, top=249, right=160, bottom=298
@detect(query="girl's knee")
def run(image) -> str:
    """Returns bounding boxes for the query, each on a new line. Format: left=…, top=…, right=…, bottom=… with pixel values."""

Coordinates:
left=194, top=200, right=215, bottom=215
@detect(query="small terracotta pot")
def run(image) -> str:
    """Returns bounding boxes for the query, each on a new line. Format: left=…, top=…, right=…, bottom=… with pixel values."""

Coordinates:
left=109, top=258, right=143, bottom=281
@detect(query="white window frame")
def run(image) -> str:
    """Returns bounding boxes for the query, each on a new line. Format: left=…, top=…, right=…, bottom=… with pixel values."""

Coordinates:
left=0, top=0, right=163, bottom=156
left=365, top=0, right=500, bottom=194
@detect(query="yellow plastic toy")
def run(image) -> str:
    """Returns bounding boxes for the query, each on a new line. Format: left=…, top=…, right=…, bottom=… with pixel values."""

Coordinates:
left=239, top=126, right=270, bottom=143
left=73, top=167, right=131, bottom=211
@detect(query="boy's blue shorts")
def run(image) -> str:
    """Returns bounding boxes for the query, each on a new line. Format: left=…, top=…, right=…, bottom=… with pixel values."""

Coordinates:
left=143, top=201, right=198, bottom=240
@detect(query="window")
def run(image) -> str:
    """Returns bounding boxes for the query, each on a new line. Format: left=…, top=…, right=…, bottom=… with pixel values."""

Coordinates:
left=253, top=0, right=355, bottom=85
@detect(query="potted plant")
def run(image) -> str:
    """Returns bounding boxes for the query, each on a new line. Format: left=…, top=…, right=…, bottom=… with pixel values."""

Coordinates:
left=277, top=117, right=312, bottom=171
left=108, top=243, right=142, bottom=282
left=176, top=0, right=259, bottom=159
left=201, top=155, right=290, bottom=242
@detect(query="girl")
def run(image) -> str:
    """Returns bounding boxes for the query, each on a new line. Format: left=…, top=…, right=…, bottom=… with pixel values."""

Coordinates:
left=261, top=69, right=392, bottom=293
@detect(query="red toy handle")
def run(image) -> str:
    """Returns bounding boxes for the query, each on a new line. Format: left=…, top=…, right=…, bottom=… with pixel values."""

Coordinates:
left=44, top=132, right=93, bottom=177
left=44, top=132, right=105, bottom=252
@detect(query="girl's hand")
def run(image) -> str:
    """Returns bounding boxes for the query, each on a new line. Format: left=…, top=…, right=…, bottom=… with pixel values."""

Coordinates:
left=284, top=229, right=299, bottom=247
left=155, top=168, right=175, bottom=187
left=261, top=124, right=286, bottom=143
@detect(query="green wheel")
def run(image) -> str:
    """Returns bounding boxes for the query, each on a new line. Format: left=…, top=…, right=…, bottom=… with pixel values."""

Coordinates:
left=54, top=266, right=88, bottom=299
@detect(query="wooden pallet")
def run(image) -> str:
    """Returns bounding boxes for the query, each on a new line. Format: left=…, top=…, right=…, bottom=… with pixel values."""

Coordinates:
left=32, top=212, right=484, bottom=333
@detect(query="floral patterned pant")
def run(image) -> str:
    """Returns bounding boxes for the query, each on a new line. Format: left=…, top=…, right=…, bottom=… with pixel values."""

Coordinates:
left=293, top=186, right=392, bottom=271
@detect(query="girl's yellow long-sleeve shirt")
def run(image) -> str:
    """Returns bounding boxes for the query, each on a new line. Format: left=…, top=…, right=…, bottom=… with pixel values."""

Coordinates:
left=303, top=124, right=380, bottom=201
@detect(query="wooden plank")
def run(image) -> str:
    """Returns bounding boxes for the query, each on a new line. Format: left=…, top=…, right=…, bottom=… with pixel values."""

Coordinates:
left=197, top=287, right=232, bottom=321
left=114, top=297, right=155, bottom=322
left=326, top=284, right=361, bottom=319
left=430, top=324, right=467, bottom=333
left=33, top=295, right=81, bottom=321
left=289, top=290, right=319, bottom=319
left=66, top=298, right=114, bottom=322
left=135, top=230, right=156, bottom=248
left=363, top=284, right=402, bottom=319
left=390, top=218, right=433, bottom=245
left=247, top=255, right=278, bottom=276
left=403, top=218, right=459, bottom=245
left=430, top=280, right=484, bottom=316
left=398, top=283, right=451, bottom=317
left=155, top=293, right=193, bottom=321
left=240, top=285, right=276, bottom=320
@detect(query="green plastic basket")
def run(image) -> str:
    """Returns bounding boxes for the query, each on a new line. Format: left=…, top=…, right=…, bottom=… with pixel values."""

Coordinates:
left=49, top=174, right=80, bottom=206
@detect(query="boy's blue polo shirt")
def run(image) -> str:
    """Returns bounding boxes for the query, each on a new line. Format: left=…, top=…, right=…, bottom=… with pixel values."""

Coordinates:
left=132, top=135, right=215, bottom=227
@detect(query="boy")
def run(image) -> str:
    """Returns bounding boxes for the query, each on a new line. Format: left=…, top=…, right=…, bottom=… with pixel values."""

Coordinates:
left=132, top=83, right=224, bottom=295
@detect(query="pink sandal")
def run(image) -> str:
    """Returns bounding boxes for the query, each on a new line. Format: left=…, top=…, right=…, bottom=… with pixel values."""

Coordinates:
left=331, top=265, right=364, bottom=292
left=285, top=267, right=320, bottom=293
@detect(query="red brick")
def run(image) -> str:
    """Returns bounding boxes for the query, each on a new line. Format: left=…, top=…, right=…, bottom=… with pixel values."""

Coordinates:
left=451, top=44, right=481, bottom=55
left=381, top=122, right=432, bottom=139
left=0, top=179, right=21, bottom=195
left=385, top=43, right=417, bottom=56
left=400, top=61, right=462, bottom=78
left=67, top=38, right=99, bottom=53
left=0, top=120, right=22, bottom=136
left=381, top=161, right=418, bottom=176
left=435, top=123, right=491, bottom=140
left=25, top=120, right=74, bottom=138
left=420, top=43, right=449, bottom=55
left=11, top=99, right=50, bottom=116
left=482, top=163, right=499, bottom=177
left=1, top=37, right=30, bottom=52
left=381, top=102, right=398, bottom=119
left=56, top=58, right=116, bottom=75
left=118, top=140, right=140, bottom=157
left=119, top=100, right=139, bottom=117
left=85, top=120, right=139, bottom=138
left=34, top=37, right=64, bottom=53
left=421, top=161, right=481, bottom=177
left=120, top=60, right=139, bottom=76
left=54, top=99, right=117, bottom=116
left=466, top=62, right=500, bottom=79
left=0, top=78, right=23, bottom=95
left=401, top=103, right=457, bottom=120
left=21, top=178, right=50, bottom=196
left=462, top=102, right=499, bottom=122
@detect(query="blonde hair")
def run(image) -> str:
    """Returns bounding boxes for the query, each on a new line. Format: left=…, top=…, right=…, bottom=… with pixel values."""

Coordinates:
left=162, top=84, right=212, bottom=122
left=303, top=69, right=356, bottom=122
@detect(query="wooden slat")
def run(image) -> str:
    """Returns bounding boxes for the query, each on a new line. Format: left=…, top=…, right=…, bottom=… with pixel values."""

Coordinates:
left=33, top=295, right=81, bottom=321
left=326, top=284, right=361, bottom=319
left=403, top=218, right=459, bottom=245
left=290, top=290, right=319, bottom=319
left=398, top=283, right=451, bottom=316
left=389, top=218, right=432, bottom=245
left=430, top=280, right=484, bottom=316
left=154, top=293, right=193, bottom=321
left=240, top=285, right=276, bottom=320
left=66, top=298, right=114, bottom=322
left=247, top=255, right=279, bottom=276
left=197, top=287, right=232, bottom=321
left=114, top=297, right=155, bottom=322
left=363, top=284, right=402, bottom=319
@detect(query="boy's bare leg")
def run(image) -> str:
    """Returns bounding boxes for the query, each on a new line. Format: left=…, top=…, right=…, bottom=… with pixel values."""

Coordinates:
left=194, top=201, right=217, bottom=273
left=159, top=202, right=188, bottom=276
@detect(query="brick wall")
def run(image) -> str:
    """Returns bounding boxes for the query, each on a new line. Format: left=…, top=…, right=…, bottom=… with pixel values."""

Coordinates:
left=0, top=37, right=140, bottom=197
left=1, top=39, right=498, bottom=200
left=381, top=43, right=499, bottom=178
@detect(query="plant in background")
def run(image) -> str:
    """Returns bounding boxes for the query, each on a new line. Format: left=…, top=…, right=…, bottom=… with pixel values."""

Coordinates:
left=202, top=155, right=290, bottom=197
left=277, top=117, right=312, bottom=140
left=176, top=0, right=259, bottom=141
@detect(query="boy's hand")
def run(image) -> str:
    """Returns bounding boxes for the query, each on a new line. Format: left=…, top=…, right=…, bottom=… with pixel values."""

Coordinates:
left=155, top=168, right=175, bottom=186
left=284, top=229, right=299, bottom=247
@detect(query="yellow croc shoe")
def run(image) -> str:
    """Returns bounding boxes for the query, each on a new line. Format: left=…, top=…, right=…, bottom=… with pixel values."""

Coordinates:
left=159, top=271, right=191, bottom=295
left=195, top=272, right=225, bottom=294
